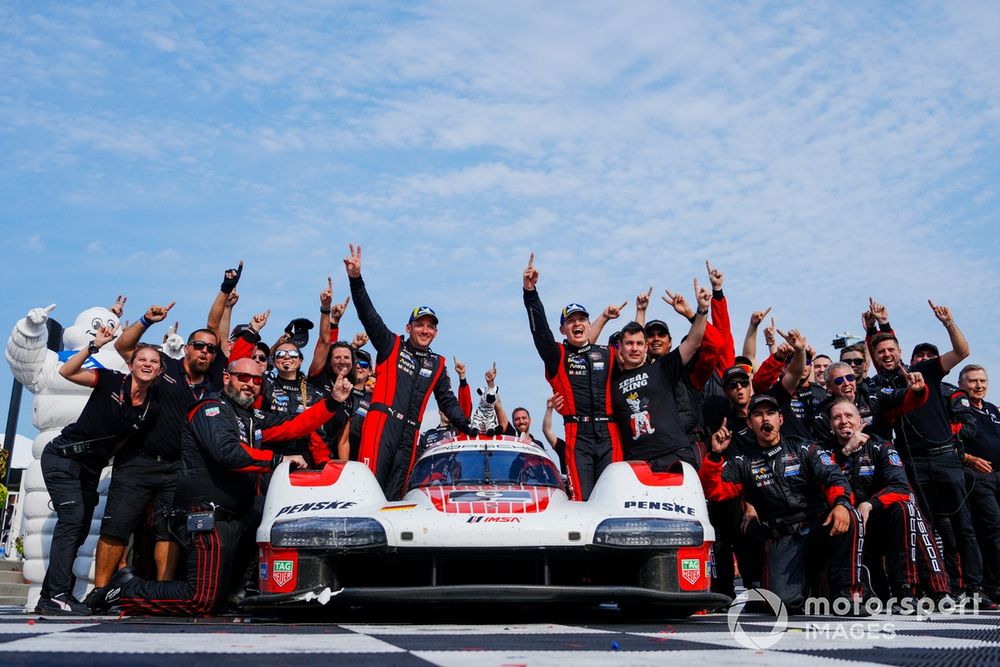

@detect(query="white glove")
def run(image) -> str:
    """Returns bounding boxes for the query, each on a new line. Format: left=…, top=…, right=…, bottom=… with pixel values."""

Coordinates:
left=27, top=304, right=57, bottom=328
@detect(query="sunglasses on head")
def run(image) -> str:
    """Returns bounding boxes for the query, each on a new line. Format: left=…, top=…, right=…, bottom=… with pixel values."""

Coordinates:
left=189, top=340, right=219, bottom=354
left=725, top=379, right=750, bottom=389
left=356, top=360, right=371, bottom=369
left=274, top=350, right=302, bottom=359
left=833, top=374, right=856, bottom=385
left=230, top=372, right=263, bottom=386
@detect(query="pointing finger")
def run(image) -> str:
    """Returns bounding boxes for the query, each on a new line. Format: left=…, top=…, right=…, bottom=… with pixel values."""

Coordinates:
left=528, top=252, right=535, bottom=268
left=165, top=301, right=176, bottom=312
left=619, top=301, right=628, bottom=311
left=762, top=306, right=772, bottom=318
left=327, top=276, right=332, bottom=290
left=45, top=303, right=57, bottom=313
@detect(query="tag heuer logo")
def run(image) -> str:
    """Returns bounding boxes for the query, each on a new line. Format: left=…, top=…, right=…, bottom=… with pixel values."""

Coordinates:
left=272, top=560, right=294, bottom=587
left=681, top=558, right=701, bottom=585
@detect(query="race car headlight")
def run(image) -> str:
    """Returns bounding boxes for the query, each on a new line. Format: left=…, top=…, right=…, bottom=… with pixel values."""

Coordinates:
left=593, top=518, right=704, bottom=548
left=270, top=517, right=387, bottom=549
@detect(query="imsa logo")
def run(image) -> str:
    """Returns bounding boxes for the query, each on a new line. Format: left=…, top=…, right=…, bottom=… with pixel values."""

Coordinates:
left=272, top=560, right=294, bottom=587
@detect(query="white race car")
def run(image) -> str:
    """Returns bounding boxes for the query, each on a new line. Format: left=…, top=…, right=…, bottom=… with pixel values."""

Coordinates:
left=245, top=436, right=729, bottom=616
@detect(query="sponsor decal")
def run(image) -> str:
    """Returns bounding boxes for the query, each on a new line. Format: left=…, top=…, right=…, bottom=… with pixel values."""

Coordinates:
left=204, top=406, right=220, bottom=417
left=819, top=452, right=834, bottom=466
left=272, top=560, right=294, bottom=587
left=623, top=500, right=696, bottom=516
left=467, top=515, right=521, bottom=523
left=681, top=558, right=701, bottom=585
left=783, top=464, right=800, bottom=477
left=419, top=367, right=433, bottom=377
left=857, top=465, right=875, bottom=476
left=275, top=500, right=358, bottom=517
left=888, top=451, right=903, bottom=466
left=259, top=562, right=268, bottom=580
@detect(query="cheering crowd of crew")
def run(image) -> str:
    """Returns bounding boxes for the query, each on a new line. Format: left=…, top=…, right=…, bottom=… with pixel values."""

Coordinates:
left=33, top=246, right=1000, bottom=618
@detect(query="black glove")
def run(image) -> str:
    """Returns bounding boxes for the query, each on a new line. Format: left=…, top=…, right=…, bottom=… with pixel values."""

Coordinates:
left=486, top=425, right=503, bottom=437
left=220, top=264, right=243, bottom=294
left=461, top=424, right=479, bottom=438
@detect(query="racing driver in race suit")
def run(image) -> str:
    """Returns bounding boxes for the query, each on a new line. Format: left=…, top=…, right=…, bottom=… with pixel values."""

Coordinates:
left=344, top=244, right=475, bottom=500
left=522, top=253, right=624, bottom=501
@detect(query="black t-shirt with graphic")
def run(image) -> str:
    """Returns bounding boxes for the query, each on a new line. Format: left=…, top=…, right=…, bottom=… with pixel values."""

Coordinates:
left=611, top=349, right=690, bottom=461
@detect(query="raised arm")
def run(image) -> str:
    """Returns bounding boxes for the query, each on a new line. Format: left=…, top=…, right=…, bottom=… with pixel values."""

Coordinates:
left=778, top=328, right=808, bottom=395
left=541, top=394, right=563, bottom=447
left=742, top=307, right=772, bottom=367
left=706, top=260, right=735, bottom=369
left=59, top=324, right=116, bottom=386
left=114, top=302, right=174, bottom=361
left=345, top=244, right=397, bottom=356
left=485, top=363, right=509, bottom=431
left=309, top=276, right=349, bottom=378
left=928, top=300, right=970, bottom=373
left=634, top=288, right=652, bottom=328
left=522, top=253, right=562, bottom=378
left=676, top=279, right=711, bottom=365
left=588, top=301, right=628, bottom=345
left=207, top=261, right=243, bottom=347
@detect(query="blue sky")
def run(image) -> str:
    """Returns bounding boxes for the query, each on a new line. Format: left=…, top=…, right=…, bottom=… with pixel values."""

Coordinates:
left=2, top=1, right=999, bottom=444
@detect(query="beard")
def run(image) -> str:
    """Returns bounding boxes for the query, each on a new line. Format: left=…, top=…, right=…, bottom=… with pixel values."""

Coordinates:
left=225, top=384, right=255, bottom=409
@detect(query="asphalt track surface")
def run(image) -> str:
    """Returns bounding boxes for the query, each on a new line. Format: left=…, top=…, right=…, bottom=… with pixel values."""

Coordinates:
left=3, top=603, right=1000, bottom=666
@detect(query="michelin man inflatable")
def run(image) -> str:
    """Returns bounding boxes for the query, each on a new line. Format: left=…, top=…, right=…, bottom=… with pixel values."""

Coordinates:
left=5, top=302, right=128, bottom=609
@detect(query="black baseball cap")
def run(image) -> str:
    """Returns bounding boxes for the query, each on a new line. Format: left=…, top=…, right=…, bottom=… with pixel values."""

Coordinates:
left=748, top=394, right=780, bottom=414
left=721, top=365, right=751, bottom=387
left=608, top=330, right=623, bottom=347
left=644, top=319, right=670, bottom=336
left=911, top=342, right=940, bottom=359
left=284, top=318, right=314, bottom=349
left=355, top=348, right=372, bottom=365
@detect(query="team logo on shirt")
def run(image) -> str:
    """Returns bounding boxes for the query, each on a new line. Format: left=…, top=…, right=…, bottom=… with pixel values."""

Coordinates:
left=888, top=451, right=903, bottom=466
left=626, top=392, right=655, bottom=438
left=204, top=406, right=220, bottom=417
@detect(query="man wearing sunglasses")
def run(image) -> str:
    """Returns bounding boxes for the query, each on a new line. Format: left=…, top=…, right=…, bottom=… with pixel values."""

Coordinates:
left=98, top=357, right=354, bottom=616
left=809, top=363, right=929, bottom=442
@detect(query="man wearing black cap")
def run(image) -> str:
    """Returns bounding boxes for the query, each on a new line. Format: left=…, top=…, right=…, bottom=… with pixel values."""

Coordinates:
left=700, top=393, right=864, bottom=613
left=864, top=298, right=981, bottom=600
left=522, top=253, right=623, bottom=500
left=344, top=244, right=473, bottom=499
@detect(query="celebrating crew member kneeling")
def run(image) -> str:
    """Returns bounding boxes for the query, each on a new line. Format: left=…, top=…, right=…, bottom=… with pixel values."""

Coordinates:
left=92, top=358, right=354, bottom=616
left=699, top=393, right=866, bottom=613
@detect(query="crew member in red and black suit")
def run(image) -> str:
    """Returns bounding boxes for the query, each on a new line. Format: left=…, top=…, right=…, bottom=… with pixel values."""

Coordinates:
left=828, top=397, right=949, bottom=602
left=700, top=394, right=864, bottom=613
left=522, top=253, right=622, bottom=501
left=344, top=244, right=474, bottom=500
left=96, top=358, right=353, bottom=616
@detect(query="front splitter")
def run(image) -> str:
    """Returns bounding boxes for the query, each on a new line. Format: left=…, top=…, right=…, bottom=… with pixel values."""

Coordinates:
left=242, top=584, right=730, bottom=611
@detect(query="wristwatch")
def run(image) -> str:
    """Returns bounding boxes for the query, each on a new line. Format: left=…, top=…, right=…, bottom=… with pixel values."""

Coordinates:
left=87, top=341, right=100, bottom=356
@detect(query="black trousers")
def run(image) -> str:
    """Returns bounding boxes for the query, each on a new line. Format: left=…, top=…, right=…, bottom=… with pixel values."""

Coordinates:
left=40, top=445, right=100, bottom=599
left=763, top=508, right=865, bottom=612
left=119, top=510, right=251, bottom=616
left=909, top=449, right=982, bottom=591
left=709, top=498, right=765, bottom=599
left=966, top=469, right=1000, bottom=595
left=862, top=500, right=947, bottom=597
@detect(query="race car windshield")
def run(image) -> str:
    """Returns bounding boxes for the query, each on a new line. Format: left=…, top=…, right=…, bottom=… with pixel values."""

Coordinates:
left=409, top=449, right=561, bottom=489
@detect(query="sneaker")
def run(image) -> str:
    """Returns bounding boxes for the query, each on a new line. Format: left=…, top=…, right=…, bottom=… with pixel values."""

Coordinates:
left=36, top=592, right=91, bottom=616
left=83, top=587, right=107, bottom=613
left=96, top=566, right=136, bottom=611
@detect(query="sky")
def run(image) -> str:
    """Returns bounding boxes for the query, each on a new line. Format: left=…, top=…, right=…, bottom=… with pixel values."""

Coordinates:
left=2, top=1, right=999, bottom=448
